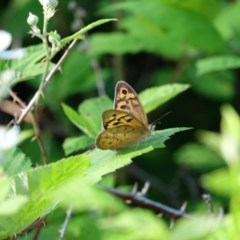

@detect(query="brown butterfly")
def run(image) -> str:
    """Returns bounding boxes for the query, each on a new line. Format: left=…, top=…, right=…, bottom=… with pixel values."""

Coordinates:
left=96, top=81, right=151, bottom=150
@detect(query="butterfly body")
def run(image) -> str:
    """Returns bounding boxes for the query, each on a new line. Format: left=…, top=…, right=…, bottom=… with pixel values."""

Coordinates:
left=96, top=81, right=151, bottom=150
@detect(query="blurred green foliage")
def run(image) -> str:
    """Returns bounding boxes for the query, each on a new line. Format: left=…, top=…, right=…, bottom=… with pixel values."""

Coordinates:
left=0, top=0, right=240, bottom=239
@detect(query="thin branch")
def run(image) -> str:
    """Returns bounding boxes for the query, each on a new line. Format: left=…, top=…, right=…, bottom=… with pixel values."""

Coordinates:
left=9, top=90, right=49, bottom=164
left=59, top=207, right=72, bottom=240
left=16, top=217, right=45, bottom=237
left=31, top=118, right=49, bottom=164
left=16, top=39, right=77, bottom=125
left=102, top=186, right=191, bottom=220
left=32, top=218, right=45, bottom=240
left=128, top=164, right=181, bottom=206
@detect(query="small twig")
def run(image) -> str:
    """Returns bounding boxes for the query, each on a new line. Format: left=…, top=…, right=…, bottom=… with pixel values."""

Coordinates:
left=8, top=90, right=31, bottom=121
left=101, top=185, right=191, bottom=220
left=16, top=39, right=77, bottom=125
left=31, top=120, right=49, bottom=164
left=59, top=207, right=72, bottom=240
left=16, top=217, right=45, bottom=237
left=32, top=218, right=45, bottom=240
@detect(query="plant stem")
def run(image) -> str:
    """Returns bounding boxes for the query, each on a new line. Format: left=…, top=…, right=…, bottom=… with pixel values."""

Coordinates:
left=9, top=90, right=49, bottom=164
left=59, top=207, right=72, bottom=240
left=16, top=39, right=77, bottom=125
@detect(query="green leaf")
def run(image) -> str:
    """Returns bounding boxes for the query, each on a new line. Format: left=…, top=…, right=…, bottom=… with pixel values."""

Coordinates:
left=78, top=97, right=112, bottom=137
left=196, top=55, right=240, bottom=76
left=220, top=104, right=240, bottom=165
left=62, top=97, right=112, bottom=138
left=10, top=44, right=46, bottom=75
left=60, top=18, right=118, bottom=47
left=221, top=105, right=240, bottom=141
left=191, top=71, right=235, bottom=101
left=0, top=45, right=55, bottom=99
left=0, top=44, right=47, bottom=88
left=87, top=127, right=190, bottom=183
left=92, top=1, right=225, bottom=57
left=0, top=195, right=28, bottom=216
left=0, top=124, right=189, bottom=238
left=1, top=147, right=32, bottom=175
left=201, top=168, right=240, bottom=197
left=1, top=18, right=117, bottom=98
left=171, top=215, right=223, bottom=240
left=197, top=130, right=222, bottom=154
left=0, top=168, right=28, bottom=227
left=78, top=19, right=118, bottom=35
left=63, top=135, right=94, bottom=155
left=0, top=168, right=10, bottom=202
left=49, top=179, right=123, bottom=212
left=100, top=209, right=169, bottom=239
left=174, top=143, right=225, bottom=171
left=137, top=128, right=191, bottom=149
left=139, top=84, right=189, bottom=113
left=0, top=154, right=90, bottom=239
left=62, top=103, right=91, bottom=136
left=215, top=2, right=240, bottom=40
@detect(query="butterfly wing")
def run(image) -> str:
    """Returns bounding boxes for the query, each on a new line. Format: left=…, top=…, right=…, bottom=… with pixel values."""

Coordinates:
left=96, top=126, right=149, bottom=150
left=102, top=109, right=146, bottom=129
left=114, top=81, right=148, bottom=129
left=96, top=109, right=150, bottom=150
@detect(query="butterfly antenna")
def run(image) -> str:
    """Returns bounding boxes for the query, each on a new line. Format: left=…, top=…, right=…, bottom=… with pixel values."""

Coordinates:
left=150, top=111, right=172, bottom=129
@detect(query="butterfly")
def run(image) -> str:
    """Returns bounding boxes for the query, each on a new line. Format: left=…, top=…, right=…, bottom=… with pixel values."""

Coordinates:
left=96, top=81, right=151, bottom=150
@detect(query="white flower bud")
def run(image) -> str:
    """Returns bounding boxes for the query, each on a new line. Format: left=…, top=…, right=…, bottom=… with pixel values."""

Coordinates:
left=40, top=0, right=58, bottom=20
left=39, top=0, right=58, bottom=9
left=27, top=12, right=39, bottom=26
